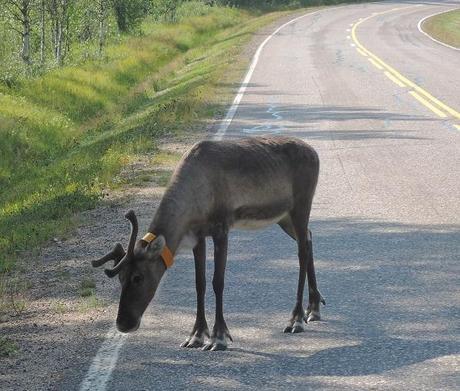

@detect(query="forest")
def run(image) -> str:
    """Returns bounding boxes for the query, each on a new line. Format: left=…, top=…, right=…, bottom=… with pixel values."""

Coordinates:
left=0, top=0, right=327, bottom=82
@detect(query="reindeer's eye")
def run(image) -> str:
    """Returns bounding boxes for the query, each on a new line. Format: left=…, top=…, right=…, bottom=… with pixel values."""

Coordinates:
left=132, top=275, right=143, bottom=285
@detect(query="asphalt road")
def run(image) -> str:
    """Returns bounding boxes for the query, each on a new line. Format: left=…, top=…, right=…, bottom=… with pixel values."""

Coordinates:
left=77, top=1, right=460, bottom=390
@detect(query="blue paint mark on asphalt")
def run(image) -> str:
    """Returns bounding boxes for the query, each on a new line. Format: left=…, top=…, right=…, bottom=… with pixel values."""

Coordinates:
left=243, top=104, right=287, bottom=134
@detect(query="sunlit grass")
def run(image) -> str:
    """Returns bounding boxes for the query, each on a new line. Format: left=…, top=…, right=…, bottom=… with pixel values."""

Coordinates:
left=0, top=95, right=73, bottom=177
left=78, top=295, right=105, bottom=312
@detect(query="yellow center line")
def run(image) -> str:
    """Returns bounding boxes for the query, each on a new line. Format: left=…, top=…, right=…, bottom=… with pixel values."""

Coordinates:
left=356, top=47, right=368, bottom=57
left=368, top=57, right=383, bottom=70
left=384, top=71, right=406, bottom=87
left=351, top=7, right=460, bottom=120
left=409, top=91, right=448, bottom=118
left=454, top=124, right=460, bottom=131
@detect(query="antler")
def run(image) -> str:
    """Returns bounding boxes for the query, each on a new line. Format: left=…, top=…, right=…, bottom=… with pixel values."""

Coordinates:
left=104, top=210, right=139, bottom=278
left=91, top=243, right=125, bottom=268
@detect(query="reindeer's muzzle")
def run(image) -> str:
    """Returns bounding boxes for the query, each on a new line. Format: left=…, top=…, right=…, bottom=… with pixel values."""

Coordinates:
left=116, top=315, right=140, bottom=333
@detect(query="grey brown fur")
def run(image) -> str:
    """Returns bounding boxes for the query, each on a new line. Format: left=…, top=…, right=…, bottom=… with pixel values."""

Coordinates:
left=93, top=136, right=325, bottom=351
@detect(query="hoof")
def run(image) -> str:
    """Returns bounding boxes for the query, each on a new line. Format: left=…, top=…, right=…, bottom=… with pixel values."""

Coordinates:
left=186, top=339, right=204, bottom=348
left=284, top=320, right=306, bottom=334
left=202, top=342, right=227, bottom=351
left=202, top=343, right=212, bottom=351
left=306, top=310, right=321, bottom=323
left=291, top=320, right=306, bottom=333
left=211, top=343, right=227, bottom=351
left=283, top=326, right=293, bottom=333
left=180, top=333, right=206, bottom=348
left=180, top=340, right=189, bottom=348
left=202, top=337, right=228, bottom=351
left=305, top=294, right=325, bottom=323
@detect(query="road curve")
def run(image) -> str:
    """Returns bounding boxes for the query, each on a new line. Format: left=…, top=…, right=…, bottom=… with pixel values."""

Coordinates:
left=73, top=2, right=460, bottom=390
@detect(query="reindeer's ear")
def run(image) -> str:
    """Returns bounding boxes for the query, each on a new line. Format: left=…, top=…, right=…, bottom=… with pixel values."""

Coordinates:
left=146, top=235, right=166, bottom=258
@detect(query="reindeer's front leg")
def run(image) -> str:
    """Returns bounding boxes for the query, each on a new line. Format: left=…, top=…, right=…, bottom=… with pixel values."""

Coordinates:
left=203, top=231, right=233, bottom=351
left=181, top=237, right=209, bottom=348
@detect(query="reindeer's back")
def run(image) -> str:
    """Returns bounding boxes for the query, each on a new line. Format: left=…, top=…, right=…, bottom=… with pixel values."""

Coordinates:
left=177, top=137, right=318, bottom=212
left=185, top=136, right=318, bottom=175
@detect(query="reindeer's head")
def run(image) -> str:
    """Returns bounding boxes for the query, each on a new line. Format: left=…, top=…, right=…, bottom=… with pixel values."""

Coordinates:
left=92, top=210, right=170, bottom=333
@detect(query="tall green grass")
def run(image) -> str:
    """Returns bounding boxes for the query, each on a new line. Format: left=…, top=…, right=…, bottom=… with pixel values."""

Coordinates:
left=0, top=6, right=293, bottom=272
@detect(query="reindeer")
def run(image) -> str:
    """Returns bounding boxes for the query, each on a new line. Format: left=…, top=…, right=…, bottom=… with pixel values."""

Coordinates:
left=93, top=136, right=325, bottom=351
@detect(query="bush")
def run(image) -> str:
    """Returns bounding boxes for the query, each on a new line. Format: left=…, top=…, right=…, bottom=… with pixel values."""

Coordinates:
left=150, top=0, right=184, bottom=22
left=176, top=1, right=214, bottom=21
left=0, top=337, right=18, bottom=357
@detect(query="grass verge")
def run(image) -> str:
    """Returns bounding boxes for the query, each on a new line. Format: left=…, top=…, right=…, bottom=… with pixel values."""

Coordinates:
left=0, top=6, right=299, bottom=275
left=79, top=278, right=96, bottom=297
left=0, top=337, right=18, bottom=357
left=422, top=9, right=460, bottom=48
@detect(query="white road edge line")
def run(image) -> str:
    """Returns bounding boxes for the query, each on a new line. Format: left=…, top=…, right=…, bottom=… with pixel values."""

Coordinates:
left=78, top=5, right=350, bottom=391
left=213, top=5, right=347, bottom=141
left=79, top=327, right=127, bottom=391
left=417, top=8, right=460, bottom=51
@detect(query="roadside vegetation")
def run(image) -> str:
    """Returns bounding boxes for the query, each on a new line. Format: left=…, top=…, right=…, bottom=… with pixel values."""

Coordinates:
left=0, top=336, right=18, bottom=357
left=422, top=9, right=460, bottom=48
left=79, top=278, right=96, bottom=297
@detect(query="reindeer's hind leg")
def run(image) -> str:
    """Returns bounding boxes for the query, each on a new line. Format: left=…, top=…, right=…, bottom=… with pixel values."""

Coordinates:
left=304, top=229, right=325, bottom=322
left=181, top=236, right=210, bottom=348
left=280, top=211, right=324, bottom=334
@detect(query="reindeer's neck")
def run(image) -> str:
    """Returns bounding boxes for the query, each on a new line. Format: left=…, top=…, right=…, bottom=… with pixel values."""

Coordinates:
left=148, top=182, right=194, bottom=255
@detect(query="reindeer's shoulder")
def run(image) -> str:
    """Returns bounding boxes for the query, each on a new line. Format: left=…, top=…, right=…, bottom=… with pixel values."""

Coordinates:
left=246, top=136, right=318, bottom=162
left=185, top=139, right=245, bottom=162
left=186, top=140, right=222, bottom=157
left=271, top=136, right=318, bottom=163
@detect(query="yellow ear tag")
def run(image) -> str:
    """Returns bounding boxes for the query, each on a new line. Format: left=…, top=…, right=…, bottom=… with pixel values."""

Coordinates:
left=142, top=232, right=174, bottom=268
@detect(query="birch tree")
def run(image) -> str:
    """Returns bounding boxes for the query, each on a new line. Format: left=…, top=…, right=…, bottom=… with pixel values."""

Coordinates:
left=96, top=0, right=108, bottom=57
left=3, top=0, right=34, bottom=65
left=46, top=0, right=73, bottom=65
left=39, top=0, right=45, bottom=64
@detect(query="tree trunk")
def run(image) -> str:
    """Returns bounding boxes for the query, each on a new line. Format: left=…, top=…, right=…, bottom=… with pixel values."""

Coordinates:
left=98, top=1, right=106, bottom=58
left=48, top=2, right=59, bottom=62
left=56, top=20, right=62, bottom=65
left=48, top=0, right=69, bottom=66
left=65, top=14, right=71, bottom=58
left=40, top=0, right=46, bottom=64
left=20, top=2, right=31, bottom=65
